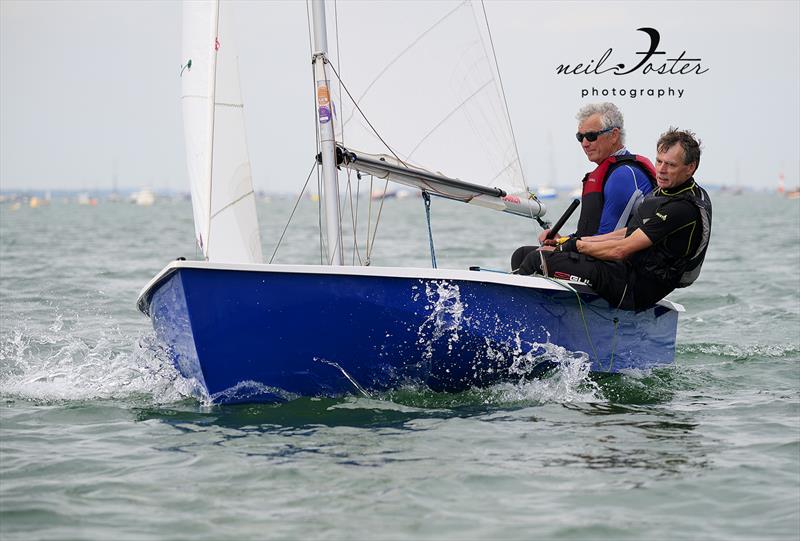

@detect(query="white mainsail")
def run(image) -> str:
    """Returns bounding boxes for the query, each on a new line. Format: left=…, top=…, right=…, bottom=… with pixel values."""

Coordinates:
left=181, top=0, right=263, bottom=263
left=325, top=1, right=531, bottom=202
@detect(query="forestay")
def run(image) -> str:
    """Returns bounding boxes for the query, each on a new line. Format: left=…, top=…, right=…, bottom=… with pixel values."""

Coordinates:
left=181, top=0, right=263, bottom=263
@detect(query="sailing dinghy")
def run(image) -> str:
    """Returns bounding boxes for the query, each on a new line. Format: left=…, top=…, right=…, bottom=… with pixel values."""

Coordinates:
left=137, top=0, right=681, bottom=403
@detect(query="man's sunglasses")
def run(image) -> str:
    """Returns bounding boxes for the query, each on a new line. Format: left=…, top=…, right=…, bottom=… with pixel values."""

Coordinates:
left=575, top=126, right=616, bottom=142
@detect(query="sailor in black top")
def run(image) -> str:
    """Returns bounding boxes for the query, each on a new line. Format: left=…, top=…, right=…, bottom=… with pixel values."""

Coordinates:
left=625, top=179, right=711, bottom=308
left=522, top=128, right=712, bottom=311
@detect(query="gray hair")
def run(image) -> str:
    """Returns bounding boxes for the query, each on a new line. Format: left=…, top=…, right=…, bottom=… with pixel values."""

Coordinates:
left=576, top=102, right=626, bottom=144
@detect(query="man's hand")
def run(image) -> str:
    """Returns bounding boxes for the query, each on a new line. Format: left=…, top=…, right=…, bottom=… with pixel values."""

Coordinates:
left=541, top=237, right=559, bottom=247
left=537, top=229, right=552, bottom=244
left=553, top=236, right=579, bottom=253
left=575, top=229, right=653, bottom=260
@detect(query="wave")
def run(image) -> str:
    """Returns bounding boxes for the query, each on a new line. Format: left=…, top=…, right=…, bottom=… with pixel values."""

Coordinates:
left=678, top=342, right=800, bottom=359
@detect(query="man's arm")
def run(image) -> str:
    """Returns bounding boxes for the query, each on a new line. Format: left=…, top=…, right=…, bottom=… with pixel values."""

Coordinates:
left=542, top=227, right=627, bottom=252
left=575, top=228, right=653, bottom=261
left=580, top=228, right=628, bottom=243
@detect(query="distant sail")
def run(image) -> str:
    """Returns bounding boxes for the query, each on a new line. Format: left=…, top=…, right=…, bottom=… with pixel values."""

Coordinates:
left=181, top=0, right=263, bottom=263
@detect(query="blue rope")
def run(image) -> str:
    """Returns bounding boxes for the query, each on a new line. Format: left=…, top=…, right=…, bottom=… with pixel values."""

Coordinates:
left=422, top=192, right=437, bottom=269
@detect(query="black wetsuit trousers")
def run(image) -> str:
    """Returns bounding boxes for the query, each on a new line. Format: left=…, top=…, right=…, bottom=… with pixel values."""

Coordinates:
left=515, top=248, right=636, bottom=310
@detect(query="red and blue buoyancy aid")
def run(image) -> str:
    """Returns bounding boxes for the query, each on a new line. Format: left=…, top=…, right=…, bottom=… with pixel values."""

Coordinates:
left=575, top=153, right=657, bottom=238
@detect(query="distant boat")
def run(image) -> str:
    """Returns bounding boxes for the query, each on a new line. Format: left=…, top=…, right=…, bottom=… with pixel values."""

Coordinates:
left=131, top=188, right=156, bottom=206
left=534, top=186, right=557, bottom=199
left=395, top=190, right=417, bottom=200
left=371, top=188, right=398, bottom=200
left=779, top=172, right=799, bottom=199
left=720, top=186, right=743, bottom=195
left=77, top=193, right=98, bottom=206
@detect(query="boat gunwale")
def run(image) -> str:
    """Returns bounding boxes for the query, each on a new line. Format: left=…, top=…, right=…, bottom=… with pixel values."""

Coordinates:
left=136, top=260, right=684, bottom=316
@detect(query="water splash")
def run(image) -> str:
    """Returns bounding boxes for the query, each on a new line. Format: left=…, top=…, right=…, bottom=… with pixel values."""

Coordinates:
left=209, top=380, right=299, bottom=404
left=0, top=314, right=200, bottom=404
left=383, top=343, right=602, bottom=409
left=416, top=280, right=464, bottom=360
left=488, top=343, right=601, bottom=404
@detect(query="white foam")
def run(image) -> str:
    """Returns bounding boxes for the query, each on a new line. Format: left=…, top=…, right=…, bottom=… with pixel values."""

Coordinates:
left=489, top=343, right=602, bottom=404
left=0, top=316, right=201, bottom=404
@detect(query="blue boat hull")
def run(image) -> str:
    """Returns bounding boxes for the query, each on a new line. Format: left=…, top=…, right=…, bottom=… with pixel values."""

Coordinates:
left=139, top=262, right=679, bottom=403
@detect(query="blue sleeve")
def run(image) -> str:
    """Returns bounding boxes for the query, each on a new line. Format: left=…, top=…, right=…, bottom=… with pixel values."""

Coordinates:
left=597, top=165, right=653, bottom=234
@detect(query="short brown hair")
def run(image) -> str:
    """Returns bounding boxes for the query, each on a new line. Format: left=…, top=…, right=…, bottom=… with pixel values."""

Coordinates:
left=657, top=128, right=702, bottom=168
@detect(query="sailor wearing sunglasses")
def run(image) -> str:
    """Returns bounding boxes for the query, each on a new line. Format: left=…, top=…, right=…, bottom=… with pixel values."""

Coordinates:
left=511, top=102, right=656, bottom=273
left=523, top=128, right=712, bottom=312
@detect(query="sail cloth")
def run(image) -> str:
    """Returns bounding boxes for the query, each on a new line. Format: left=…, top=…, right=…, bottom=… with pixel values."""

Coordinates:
left=324, top=1, right=531, bottom=204
left=181, top=0, right=263, bottom=263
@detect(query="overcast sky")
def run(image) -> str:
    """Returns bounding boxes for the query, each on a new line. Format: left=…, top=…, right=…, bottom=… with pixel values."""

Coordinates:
left=1, top=0, right=798, bottom=193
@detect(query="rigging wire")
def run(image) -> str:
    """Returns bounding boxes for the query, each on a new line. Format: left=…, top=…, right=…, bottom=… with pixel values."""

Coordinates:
left=365, top=175, right=375, bottom=265
left=343, top=167, right=363, bottom=265
left=330, top=0, right=353, bottom=258
left=478, top=0, right=547, bottom=231
left=317, top=158, right=325, bottom=265
left=405, top=80, right=493, bottom=162
left=333, top=0, right=345, bottom=148
left=338, top=1, right=467, bottom=130
left=366, top=178, right=391, bottom=262
left=269, top=160, right=319, bottom=263
left=332, top=0, right=364, bottom=266
left=325, top=61, right=407, bottom=167
left=353, top=173, right=362, bottom=265
left=309, top=2, right=546, bottom=263
left=304, top=0, right=314, bottom=54
left=332, top=0, right=354, bottom=264
left=479, top=0, right=526, bottom=190
left=324, top=60, right=405, bottom=262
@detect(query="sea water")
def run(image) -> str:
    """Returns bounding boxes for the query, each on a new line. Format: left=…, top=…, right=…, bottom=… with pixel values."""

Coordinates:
left=1, top=193, right=798, bottom=540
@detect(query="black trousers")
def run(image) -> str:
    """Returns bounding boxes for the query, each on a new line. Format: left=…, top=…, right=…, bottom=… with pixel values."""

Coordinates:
left=510, top=245, right=540, bottom=274
left=513, top=247, right=635, bottom=310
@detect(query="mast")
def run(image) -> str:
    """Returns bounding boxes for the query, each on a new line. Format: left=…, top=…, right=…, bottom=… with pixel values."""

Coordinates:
left=311, top=0, right=343, bottom=265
